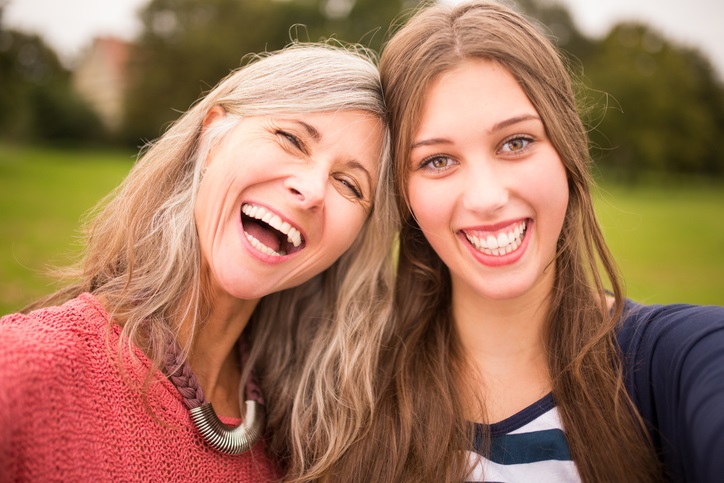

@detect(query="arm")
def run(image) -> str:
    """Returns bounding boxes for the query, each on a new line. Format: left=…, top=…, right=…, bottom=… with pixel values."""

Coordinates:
left=0, top=313, right=36, bottom=481
left=621, top=303, right=724, bottom=482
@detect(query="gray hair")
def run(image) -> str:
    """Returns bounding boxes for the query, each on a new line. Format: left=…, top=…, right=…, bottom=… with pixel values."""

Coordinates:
left=41, top=43, right=397, bottom=449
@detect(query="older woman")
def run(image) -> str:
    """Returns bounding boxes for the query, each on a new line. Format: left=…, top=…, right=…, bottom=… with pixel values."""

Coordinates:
left=0, top=43, right=396, bottom=481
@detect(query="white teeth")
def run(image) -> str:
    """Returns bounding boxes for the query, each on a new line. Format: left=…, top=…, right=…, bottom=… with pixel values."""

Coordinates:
left=241, top=203, right=303, bottom=249
left=497, top=232, right=509, bottom=247
left=268, top=214, right=282, bottom=230
left=487, top=235, right=498, bottom=250
left=465, top=220, right=527, bottom=257
left=245, top=232, right=285, bottom=257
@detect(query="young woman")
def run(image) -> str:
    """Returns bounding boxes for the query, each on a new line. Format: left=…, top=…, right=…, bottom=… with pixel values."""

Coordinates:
left=0, top=43, right=397, bottom=481
left=316, top=2, right=724, bottom=482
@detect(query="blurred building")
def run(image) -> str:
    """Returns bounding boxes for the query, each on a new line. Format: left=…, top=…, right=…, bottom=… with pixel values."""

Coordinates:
left=72, top=37, right=131, bottom=133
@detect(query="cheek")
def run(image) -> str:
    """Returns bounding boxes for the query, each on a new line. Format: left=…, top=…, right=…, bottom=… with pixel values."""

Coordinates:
left=549, top=161, right=570, bottom=215
left=194, top=170, right=238, bottom=243
left=536, top=159, right=570, bottom=240
left=407, top=177, right=451, bottom=230
left=327, top=203, right=369, bottom=255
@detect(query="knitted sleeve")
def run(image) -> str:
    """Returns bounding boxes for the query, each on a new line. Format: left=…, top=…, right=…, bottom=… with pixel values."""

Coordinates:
left=0, top=311, right=60, bottom=480
left=0, top=314, right=20, bottom=480
left=0, top=298, right=109, bottom=481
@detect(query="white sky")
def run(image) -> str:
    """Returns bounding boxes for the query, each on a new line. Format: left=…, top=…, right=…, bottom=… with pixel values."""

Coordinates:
left=3, top=0, right=724, bottom=78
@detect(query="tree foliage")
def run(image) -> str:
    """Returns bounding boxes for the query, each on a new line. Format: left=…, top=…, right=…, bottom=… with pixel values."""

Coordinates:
left=513, top=0, right=595, bottom=63
left=120, top=0, right=420, bottom=145
left=3, top=0, right=723, bottom=178
left=583, top=24, right=724, bottom=178
left=0, top=8, right=104, bottom=144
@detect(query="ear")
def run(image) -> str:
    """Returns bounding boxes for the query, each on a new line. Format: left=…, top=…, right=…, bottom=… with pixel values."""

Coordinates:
left=199, top=106, right=227, bottom=169
left=202, top=105, right=226, bottom=132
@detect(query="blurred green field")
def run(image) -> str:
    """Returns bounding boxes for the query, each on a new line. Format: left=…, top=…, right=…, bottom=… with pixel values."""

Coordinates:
left=0, top=144, right=722, bottom=315
left=0, top=143, right=134, bottom=314
left=593, top=178, right=724, bottom=305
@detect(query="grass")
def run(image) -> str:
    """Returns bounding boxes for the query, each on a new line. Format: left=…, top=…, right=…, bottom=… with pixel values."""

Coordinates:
left=0, top=143, right=722, bottom=315
left=0, top=143, right=134, bottom=314
left=593, top=178, right=724, bottom=305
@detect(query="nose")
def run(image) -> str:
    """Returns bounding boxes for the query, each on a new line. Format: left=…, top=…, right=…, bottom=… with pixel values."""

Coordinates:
left=462, top=158, right=509, bottom=214
left=284, top=165, right=327, bottom=210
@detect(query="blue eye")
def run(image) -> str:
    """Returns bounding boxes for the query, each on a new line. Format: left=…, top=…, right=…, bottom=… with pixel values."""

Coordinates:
left=338, top=178, right=363, bottom=199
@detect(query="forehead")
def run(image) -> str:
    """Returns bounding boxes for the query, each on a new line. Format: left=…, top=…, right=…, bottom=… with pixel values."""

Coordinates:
left=304, top=109, right=382, bottom=136
left=417, top=59, right=535, bottom=131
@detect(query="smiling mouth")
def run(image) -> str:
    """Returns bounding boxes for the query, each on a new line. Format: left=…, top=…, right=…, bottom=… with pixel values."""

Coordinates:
left=241, top=203, right=305, bottom=257
left=464, top=220, right=528, bottom=256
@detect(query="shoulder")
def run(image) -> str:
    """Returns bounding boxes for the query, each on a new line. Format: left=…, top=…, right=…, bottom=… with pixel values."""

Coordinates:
left=1, top=293, right=110, bottom=341
left=0, top=293, right=112, bottom=383
left=617, top=299, right=724, bottom=356
left=616, top=299, right=724, bottom=388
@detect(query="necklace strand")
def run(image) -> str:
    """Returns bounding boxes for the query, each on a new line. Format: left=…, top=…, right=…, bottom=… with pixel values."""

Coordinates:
left=165, top=343, right=266, bottom=455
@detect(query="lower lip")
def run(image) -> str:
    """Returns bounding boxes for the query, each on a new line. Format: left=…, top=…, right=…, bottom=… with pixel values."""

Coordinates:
left=238, top=216, right=297, bottom=265
left=461, top=221, right=532, bottom=267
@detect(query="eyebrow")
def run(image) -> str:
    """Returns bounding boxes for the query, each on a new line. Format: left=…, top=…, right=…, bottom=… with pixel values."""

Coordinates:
left=344, top=160, right=374, bottom=194
left=411, top=113, right=541, bottom=149
left=490, top=114, right=540, bottom=133
left=291, top=119, right=321, bottom=142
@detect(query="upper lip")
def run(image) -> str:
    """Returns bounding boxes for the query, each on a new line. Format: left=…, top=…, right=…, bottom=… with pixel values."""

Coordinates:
left=241, top=202, right=305, bottom=248
left=460, top=218, right=528, bottom=234
left=459, top=218, right=529, bottom=247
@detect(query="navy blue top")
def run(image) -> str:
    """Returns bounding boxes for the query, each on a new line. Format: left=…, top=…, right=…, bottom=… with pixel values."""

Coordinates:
left=618, top=300, right=724, bottom=482
left=467, top=394, right=579, bottom=482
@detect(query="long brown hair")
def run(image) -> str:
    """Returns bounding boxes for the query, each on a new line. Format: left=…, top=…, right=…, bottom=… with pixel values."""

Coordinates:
left=327, top=2, right=663, bottom=481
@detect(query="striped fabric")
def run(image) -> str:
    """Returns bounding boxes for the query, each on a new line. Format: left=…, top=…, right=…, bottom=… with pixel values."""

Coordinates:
left=465, top=394, right=581, bottom=482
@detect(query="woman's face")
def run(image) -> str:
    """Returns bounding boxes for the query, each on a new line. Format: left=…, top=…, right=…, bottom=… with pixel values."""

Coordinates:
left=195, top=108, right=383, bottom=302
left=407, top=59, right=569, bottom=303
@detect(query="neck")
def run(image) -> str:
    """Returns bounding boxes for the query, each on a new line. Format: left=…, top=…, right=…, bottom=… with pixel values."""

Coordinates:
left=451, top=281, right=553, bottom=423
left=177, top=293, right=260, bottom=418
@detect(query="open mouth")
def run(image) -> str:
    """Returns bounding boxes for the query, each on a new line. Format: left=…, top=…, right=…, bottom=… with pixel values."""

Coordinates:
left=464, top=219, right=528, bottom=256
left=241, top=203, right=305, bottom=257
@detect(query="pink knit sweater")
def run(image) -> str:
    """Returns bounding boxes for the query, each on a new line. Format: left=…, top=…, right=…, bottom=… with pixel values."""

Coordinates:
left=0, top=293, right=280, bottom=482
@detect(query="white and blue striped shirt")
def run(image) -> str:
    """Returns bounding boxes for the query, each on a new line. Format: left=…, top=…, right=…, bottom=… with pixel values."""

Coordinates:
left=465, top=394, right=581, bottom=482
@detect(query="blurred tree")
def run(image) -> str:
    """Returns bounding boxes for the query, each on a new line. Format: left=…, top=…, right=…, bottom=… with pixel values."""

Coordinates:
left=513, top=0, right=595, bottom=64
left=311, top=0, right=422, bottom=49
left=513, top=1, right=724, bottom=179
left=121, top=0, right=724, bottom=179
left=0, top=8, right=104, bottom=144
left=585, top=23, right=724, bottom=179
left=121, top=0, right=420, bottom=146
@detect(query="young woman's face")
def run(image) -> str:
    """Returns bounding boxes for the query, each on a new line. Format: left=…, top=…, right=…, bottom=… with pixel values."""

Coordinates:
left=195, top=109, right=383, bottom=302
left=407, top=59, right=569, bottom=303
